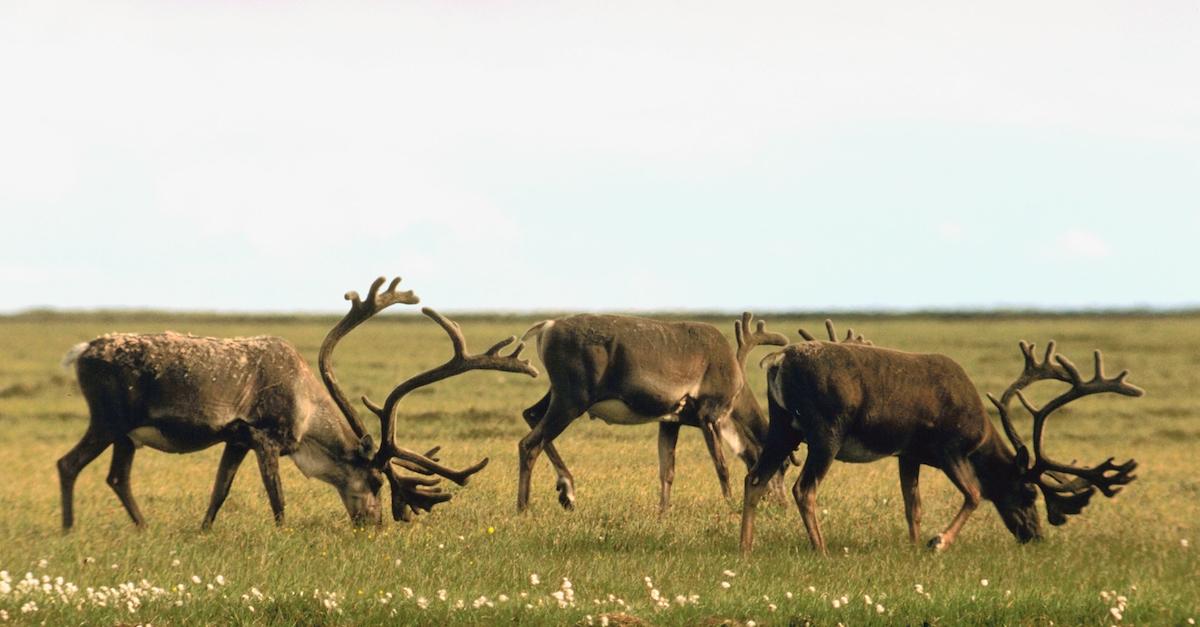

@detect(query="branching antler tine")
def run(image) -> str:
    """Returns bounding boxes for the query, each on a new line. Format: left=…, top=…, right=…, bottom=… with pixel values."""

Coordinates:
left=362, top=395, right=385, bottom=418
left=1092, top=350, right=1105, bottom=381
left=798, top=328, right=816, bottom=341
left=423, top=307, right=469, bottom=358
left=1114, top=370, right=1146, bottom=397
left=824, top=319, right=836, bottom=342
left=389, top=446, right=489, bottom=486
left=988, top=392, right=1030, bottom=465
left=365, top=276, right=386, bottom=306
left=1018, top=340, right=1035, bottom=369
left=1042, top=340, right=1056, bottom=369
left=384, top=466, right=452, bottom=521
left=1055, top=353, right=1084, bottom=386
left=1014, top=389, right=1040, bottom=416
left=755, top=319, right=768, bottom=335
left=485, top=336, right=515, bottom=357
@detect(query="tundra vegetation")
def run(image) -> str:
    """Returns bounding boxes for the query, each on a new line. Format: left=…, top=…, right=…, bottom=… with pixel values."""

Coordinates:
left=0, top=312, right=1196, bottom=624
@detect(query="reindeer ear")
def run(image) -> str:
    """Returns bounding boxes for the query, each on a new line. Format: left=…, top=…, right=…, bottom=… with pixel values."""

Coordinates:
left=1014, top=447, right=1032, bottom=473
left=358, top=435, right=376, bottom=459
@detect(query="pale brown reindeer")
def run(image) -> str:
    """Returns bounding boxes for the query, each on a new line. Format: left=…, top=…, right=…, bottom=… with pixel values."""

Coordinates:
left=740, top=333, right=1141, bottom=555
left=516, top=312, right=788, bottom=513
left=57, top=277, right=536, bottom=529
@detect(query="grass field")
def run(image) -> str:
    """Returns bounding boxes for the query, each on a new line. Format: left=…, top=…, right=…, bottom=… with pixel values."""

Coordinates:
left=0, top=311, right=1196, bottom=625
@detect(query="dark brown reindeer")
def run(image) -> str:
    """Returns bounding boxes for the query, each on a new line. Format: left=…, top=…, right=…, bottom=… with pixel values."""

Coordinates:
left=740, top=331, right=1141, bottom=555
left=516, top=312, right=788, bottom=513
left=57, top=277, right=536, bottom=529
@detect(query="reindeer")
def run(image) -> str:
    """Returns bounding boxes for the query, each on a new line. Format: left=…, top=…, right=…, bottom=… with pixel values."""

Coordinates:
left=740, top=331, right=1141, bottom=555
left=57, top=277, right=537, bottom=529
left=515, top=312, right=788, bottom=513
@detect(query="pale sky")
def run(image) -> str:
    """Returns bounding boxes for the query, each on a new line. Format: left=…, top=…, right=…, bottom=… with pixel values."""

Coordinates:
left=1, top=1, right=1197, bottom=313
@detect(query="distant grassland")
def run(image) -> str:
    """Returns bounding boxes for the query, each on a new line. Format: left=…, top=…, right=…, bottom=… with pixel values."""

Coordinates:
left=0, top=312, right=1197, bottom=625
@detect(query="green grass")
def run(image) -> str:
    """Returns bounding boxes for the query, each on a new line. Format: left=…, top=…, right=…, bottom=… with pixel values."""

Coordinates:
left=0, top=312, right=1197, bottom=625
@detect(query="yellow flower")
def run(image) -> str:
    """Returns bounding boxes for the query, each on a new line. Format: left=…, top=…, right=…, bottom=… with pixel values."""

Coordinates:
left=487, top=527, right=495, bottom=534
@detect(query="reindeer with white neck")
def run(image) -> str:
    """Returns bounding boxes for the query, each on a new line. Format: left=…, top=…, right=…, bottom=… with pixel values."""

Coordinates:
left=57, top=277, right=537, bottom=529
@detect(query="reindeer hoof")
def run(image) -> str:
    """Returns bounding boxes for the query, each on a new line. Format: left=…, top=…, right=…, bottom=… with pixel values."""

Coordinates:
left=556, top=479, right=576, bottom=511
left=927, top=535, right=947, bottom=552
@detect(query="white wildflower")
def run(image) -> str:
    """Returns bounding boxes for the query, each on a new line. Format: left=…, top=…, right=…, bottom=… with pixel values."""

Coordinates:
left=214, top=575, right=226, bottom=586
left=981, top=579, right=989, bottom=587
left=768, top=603, right=777, bottom=612
left=786, top=591, right=794, bottom=599
left=416, top=596, right=429, bottom=609
left=720, top=581, right=731, bottom=589
left=436, top=589, right=448, bottom=601
left=36, top=559, right=48, bottom=569
left=190, top=576, right=201, bottom=585
left=171, top=559, right=180, bottom=567
left=1182, top=539, right=1190, bottom=548
left=530, top=573, right=541, bottom=586
left=1110, top=607, right=1123, bottom=621
left=498, top=594, right=509, bottom=602
left=722, top=569, right=736, bottom=578
left=915, top=584, right=924, bottom=594
left=832, top=599, right=841, bottom=608
left=876, top=603, right=886, bottom=614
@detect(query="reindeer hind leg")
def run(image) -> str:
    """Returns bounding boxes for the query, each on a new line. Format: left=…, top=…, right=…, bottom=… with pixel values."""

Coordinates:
left=517, top=391, right=583, bottom=513
left=522, top=391, right=578, bottom=510
left=57, top=423, right=114, bottom=530
left=107, top=437, right=146, bottom=527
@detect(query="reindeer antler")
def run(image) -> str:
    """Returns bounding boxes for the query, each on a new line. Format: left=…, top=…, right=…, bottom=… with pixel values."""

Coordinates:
left=797, top=319, right=872, bottom=345
left=733, top=312, right=789, bottom=368
left=318, top=277, right=420, bottom=440
left=986, top=341, right=1143, bottom=525
left=360, top=307, right=538, bottom=520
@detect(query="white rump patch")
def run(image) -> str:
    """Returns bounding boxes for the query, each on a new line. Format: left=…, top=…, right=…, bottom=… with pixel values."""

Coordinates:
left=768, top=368, right=787, bottom=411
left=718, top=419, right=746, bottom=456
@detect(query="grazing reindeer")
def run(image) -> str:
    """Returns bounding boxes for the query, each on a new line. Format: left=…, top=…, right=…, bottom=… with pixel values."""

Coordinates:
left=516, top=312, right=787, bottom=513
left=740, top=332, right=1141, bottom=555
left=57, top=277, right=536, bottom=529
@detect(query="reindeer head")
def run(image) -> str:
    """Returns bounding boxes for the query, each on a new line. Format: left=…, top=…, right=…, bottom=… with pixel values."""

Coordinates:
left=986, top=341, right=1143, bottom=541
left=318, top=276, right=537, bottom=526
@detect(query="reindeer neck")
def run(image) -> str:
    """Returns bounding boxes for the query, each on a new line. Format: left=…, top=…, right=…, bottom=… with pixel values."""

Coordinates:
left=968, top=423, right=1019, bottom=502
left=290, top=385, right=362, bottom=485
left=730, top=384, right=770, bottom=449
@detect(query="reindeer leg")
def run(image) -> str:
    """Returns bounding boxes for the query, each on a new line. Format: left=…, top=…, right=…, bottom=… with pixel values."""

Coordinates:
left=899, top=455, right=922, bottom=544
left=739, top=423, right=802, bottom=555
left=928, top=456, right=981, bottom=551
left=523, top=392, right=577, bottom=510
left=228, top=420, right=286, bottom=526
left=657, top=422, right=682, bottom=514
left=793, top=439, right=838, bottom=555
left=517, top=391, right=581, bottom=513
left=734, top=427, right=801, bottom=554
left=202, top=444, right=250, bottom=530
left=253, top=440, right=286, bottom=526
left=106, top=437, right=145, bottom=528
left=699, top=410, right=734, bottom=501
left=57, top=424, right=113, bottom=530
